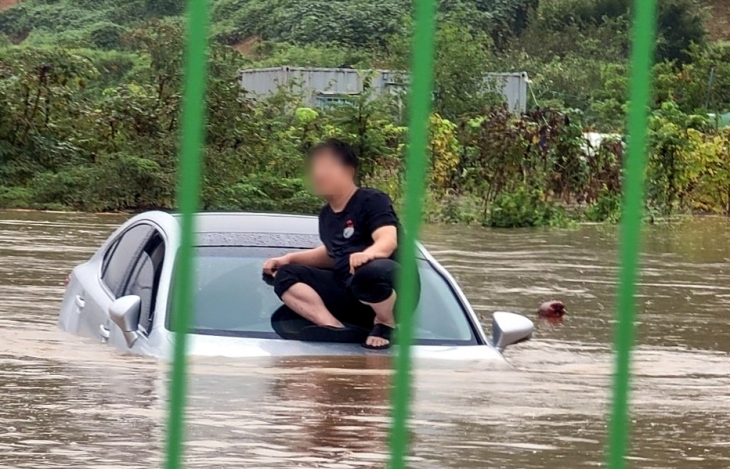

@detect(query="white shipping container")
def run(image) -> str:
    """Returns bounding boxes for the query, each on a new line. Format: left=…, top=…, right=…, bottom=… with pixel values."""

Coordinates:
left=239, top=67, right=528, bottom=113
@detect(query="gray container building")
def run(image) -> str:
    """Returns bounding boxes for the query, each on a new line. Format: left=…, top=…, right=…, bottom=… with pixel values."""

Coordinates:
left=239, top=67, right=529, bottom=113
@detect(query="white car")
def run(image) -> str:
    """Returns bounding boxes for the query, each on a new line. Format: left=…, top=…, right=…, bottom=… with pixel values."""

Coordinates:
left=58, top=211, right=533, bottom=360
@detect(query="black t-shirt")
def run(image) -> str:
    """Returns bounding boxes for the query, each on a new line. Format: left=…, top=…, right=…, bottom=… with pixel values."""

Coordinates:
left=319, top=188, right=399, bottom=280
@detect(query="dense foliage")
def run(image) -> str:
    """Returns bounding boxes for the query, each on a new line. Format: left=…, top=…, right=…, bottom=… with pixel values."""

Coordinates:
left=0, top=0, right=729, bottom=226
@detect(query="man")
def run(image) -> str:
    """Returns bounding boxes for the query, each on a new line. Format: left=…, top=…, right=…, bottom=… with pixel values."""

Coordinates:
left=262, top=138, right=399, bottom=349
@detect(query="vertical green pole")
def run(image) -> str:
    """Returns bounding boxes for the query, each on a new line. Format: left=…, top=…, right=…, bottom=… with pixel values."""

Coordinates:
left=389, top=0, right=437, bottom=468
left=608, top=0, right=656, bottom=468
left=165, top=0, right=209, bottom=467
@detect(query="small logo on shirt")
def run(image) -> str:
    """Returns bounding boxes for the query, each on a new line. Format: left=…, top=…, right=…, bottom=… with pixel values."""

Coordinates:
left=343, top=220, right=355, bottom=239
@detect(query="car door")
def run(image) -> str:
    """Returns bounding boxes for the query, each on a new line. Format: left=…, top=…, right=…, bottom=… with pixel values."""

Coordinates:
left=76, top=223, right=154, bottom=343
left=107, top=231, right=166, bottom=353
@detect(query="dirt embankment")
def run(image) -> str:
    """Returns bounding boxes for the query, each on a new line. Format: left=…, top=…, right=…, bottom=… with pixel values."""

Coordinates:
left=232, top=37, right=261, bottom=55
left=705, top=0, right=730, bottom=41
left=0, top=0, right=19, bottom=11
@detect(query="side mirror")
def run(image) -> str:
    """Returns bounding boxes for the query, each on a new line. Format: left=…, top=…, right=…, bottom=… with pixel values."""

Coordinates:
left=492, top=312, right=534, bottom=351
left=109, top=295, right=141, bottom=347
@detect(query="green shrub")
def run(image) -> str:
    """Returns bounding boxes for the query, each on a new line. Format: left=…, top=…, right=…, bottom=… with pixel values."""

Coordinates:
left=89, top=22, right=127, bottom=50
left=30, top=169, right=94, bottom=210
left=205, top=175, right=322, bottom=214
left=485, top=188, right=569, bottom=228
left=585, top=187, right=621, bottom=222
left=0, top=186, right=33, bottom=209
left=278, top=191, right=322, bottom=214
left=206, top=182, right=277, bottom=212
left=424, top=192, right=482, bottom=224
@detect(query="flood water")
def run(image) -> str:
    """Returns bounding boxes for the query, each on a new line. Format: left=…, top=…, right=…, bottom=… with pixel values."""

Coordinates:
left=2, top=210, right=730, bottom=468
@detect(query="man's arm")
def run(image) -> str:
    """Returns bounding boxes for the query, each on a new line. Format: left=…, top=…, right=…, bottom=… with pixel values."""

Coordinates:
left=349, top=225, right=398, bottom=273
left=263, top=245, right=332, bottom=275
left=363, top=225, right=398, bottom=258
left=284, top=245, right=333, bottom=269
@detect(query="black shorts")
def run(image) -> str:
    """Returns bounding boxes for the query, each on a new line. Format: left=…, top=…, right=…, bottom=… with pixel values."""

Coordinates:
left=273, top=259, right=398, bottom=328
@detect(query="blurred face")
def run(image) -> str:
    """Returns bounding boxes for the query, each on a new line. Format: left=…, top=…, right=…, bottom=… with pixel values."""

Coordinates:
left=308, top=149, right=355, bottom=197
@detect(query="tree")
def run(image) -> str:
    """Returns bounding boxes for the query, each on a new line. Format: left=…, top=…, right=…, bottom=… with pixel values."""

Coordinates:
left=387, top=21, right=495, bottom=120
left=145, top=0, right=185, bottom=17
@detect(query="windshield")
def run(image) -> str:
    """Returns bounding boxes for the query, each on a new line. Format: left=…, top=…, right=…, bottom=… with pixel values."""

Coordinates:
left=183, top=247, right=478, bottom=345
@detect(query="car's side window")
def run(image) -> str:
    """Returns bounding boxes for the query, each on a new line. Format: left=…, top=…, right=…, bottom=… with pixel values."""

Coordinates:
left=122, top=233, right=165, bottom=335
left=102, top=224, right=153, bottom=296
left=101, top=239, right=120, bottom=275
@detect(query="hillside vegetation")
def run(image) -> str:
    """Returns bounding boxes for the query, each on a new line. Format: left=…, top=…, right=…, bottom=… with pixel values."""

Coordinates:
left=1, top=0, right=730, bottom=225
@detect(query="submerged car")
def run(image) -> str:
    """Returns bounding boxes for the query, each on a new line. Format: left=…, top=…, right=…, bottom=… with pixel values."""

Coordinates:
left=58, top=211, right=534, bottom=360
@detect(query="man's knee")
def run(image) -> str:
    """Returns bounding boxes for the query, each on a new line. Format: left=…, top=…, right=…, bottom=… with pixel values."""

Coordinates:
left=350, top=259, right=397, bottom=304
left=273, top=264, right=308, bottom=299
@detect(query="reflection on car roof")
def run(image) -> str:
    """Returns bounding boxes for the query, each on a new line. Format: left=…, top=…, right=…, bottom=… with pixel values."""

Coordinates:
left=198, top=232, right=321, bottom=248
left=173, top=212, right=319, bottom=235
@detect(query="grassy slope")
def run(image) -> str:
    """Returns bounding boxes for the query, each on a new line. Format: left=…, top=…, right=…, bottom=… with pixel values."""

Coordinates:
left=0, top=0, right=727, bottom=50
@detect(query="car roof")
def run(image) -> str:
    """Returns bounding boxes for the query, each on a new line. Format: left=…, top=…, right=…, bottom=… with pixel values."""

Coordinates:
left=172, top=212, right=319, bottom=235
left=166, top=211, right=424, bottom=254
left=168, top=212, right=319, bottom=249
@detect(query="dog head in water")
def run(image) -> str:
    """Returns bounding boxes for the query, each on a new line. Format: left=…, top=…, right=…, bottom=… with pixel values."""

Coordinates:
left=538, top=300, right=566, bottom=319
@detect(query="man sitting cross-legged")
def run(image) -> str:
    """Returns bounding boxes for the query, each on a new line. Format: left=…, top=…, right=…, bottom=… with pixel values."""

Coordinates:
left=262, top=139, right=400, bottom=349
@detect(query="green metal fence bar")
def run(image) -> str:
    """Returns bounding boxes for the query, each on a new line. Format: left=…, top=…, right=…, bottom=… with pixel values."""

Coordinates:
left=165, top=0, right=210, bottom=467
left=389, top=0, right=438, bottom=467
left=607, top=0, right=656, bottom=467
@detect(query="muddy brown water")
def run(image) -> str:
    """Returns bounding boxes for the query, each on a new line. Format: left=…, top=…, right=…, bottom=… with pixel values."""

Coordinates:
left=1, top=210, right=730, bottom=469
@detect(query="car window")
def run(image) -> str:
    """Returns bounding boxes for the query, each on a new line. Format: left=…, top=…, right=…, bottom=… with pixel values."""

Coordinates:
left=177, top=247, right=477, bottom=345
left=102, top=224, right=153, bottom=296
left=122, top=234, right=165, bottom=334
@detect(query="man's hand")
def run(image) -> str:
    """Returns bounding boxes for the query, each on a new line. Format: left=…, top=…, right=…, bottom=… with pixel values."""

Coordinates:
left=349, top=251, right=375, bottom=274
left=263, top=255, right=289, bottom=276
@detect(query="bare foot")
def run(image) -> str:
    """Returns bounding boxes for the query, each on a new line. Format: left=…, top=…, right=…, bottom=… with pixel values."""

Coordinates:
left=364, top=321, right=394, bottom=349
left=365, top=334, right=389, bottom=348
